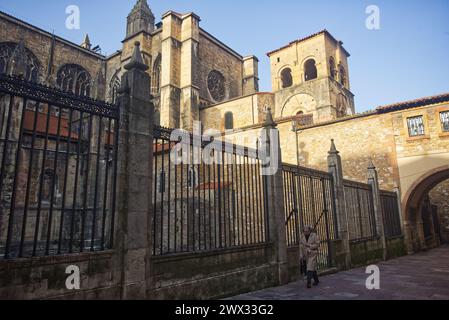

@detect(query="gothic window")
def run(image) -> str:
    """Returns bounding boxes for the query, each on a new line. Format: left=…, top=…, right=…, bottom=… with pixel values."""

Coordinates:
left=407, top=116, right=425, bottom=137
left=151, top=54, right=161, bottom=95
left=207, top=70, right=226, bottom=102
left=440, top=111, right=449, bottom=132
left=304, top=59, right=317, bottom=81
left=339, top=65, right=347, bottom=87
left=109, top=74, right=121, bottom=104
left=329, top=57, right=337, bottom=79
left=281, top=68, right=293, bottom=88
left=56, top=64, right=92, bottom=97
left=154, top=109, right=161, bottom=126
left=224, top=111, right=234, bottom=130
left=0, top=42, right=41, bottom=82
left=336, top=94, right=348, bottom=118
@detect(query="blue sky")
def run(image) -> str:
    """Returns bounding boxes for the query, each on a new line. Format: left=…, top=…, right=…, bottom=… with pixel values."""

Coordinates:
left=0, top=0, right=448, bottom=112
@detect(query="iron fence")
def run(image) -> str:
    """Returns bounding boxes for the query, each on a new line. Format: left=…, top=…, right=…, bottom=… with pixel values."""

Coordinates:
left=283, top=164, right=338, bottom=270
left=344, top=180, right=377, bottom=241
left=152, top=126, right=268, bottom=255
left=380, top=190, right=402, bottom=238
left=0, top=74, right=119, bottom=259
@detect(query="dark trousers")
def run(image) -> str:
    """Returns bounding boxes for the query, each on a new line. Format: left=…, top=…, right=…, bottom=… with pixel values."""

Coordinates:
left=307, top=271, right=319, bottom=285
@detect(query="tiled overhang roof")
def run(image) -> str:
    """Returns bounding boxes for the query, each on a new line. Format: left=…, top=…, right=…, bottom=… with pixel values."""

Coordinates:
left=376, top=92, right=449, bottom=113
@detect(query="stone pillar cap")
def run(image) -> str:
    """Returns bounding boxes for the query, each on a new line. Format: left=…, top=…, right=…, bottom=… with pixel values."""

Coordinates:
left=328, top=139, right=339, bottom=155
left=124, top=41, right=149, bottom=71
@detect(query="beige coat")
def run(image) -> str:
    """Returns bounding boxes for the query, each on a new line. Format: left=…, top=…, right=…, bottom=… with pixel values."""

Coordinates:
left=300, top=232, right=320, bottom=272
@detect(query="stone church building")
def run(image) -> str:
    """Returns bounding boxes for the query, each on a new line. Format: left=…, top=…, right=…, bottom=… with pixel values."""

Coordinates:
left=0, top=0, right=448, bottom=254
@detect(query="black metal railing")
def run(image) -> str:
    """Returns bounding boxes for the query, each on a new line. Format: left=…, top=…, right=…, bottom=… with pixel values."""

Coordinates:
left=380, top=190, right=402, bottom=238
left=0, top=74, right=119, bottom=259
left=344, top=180, right=377, bottom=241
left=283, top=164, right=338, bottom=270
left=152, top=126, right=268, bottom=256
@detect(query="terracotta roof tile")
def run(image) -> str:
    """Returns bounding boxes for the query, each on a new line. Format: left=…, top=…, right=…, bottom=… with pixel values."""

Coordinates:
left=376, top=92, right=449, bottom=113
left=23, top=110, right=79, bottom=140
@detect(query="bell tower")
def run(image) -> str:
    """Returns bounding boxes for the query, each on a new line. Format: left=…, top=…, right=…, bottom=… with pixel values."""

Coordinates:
left=126, top=0, right=155, bottom=37
left=267, top=30, right=355, bottom=123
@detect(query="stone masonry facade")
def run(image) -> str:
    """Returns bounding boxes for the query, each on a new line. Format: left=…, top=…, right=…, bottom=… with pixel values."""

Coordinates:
left=0, top=0, right=448, bottom=255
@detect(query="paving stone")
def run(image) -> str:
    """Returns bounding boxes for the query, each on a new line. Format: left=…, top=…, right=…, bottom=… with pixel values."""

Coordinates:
left=228, top=246, right=449, bottom=300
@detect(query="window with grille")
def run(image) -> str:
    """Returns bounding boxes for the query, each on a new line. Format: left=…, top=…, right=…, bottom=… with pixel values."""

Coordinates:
left=407, top=116, right=425, bottom=137
left=440, top=111, right=449, bottom=132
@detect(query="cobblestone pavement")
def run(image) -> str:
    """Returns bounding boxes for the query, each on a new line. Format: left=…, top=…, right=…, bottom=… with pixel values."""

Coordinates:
left=229, top=246, right=449, bottom=300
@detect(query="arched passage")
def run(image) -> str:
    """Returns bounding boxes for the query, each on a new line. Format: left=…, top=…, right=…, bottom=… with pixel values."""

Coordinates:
left=403, top=165, right=449, bottom=253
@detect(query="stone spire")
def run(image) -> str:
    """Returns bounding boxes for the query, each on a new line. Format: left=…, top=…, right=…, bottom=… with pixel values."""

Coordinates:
left=264, top=107, right=276, bottom=128
left=126, top=0, right=155, bottom=37
left=124, top=42, right=149, bottom=71
left=81, top=34, right=91, bottom=50
left=329, top=139, right=339, bottom=155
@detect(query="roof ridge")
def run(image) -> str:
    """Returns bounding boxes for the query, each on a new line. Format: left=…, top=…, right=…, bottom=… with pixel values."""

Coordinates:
left=266, top=29, right=350, bottom=57
left=377, top=92, right=449, bottom=113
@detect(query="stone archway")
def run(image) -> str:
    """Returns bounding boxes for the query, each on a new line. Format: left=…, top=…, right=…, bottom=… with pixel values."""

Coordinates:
left=280, top=93, right=317, bottom=118
left=403, top=165, right=449, bottom=253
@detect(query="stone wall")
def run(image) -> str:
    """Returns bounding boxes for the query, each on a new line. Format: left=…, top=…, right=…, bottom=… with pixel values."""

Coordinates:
left=0, top=251, right=119, bottom=299
left=222, top=112, right=400, bottom=191
left=198, top=32, right=244, bottom=103
left=0, top=13, right=105, bottom=95
left=429, top=179, right=449, bottom=243
left=200, top=93, right=273, bottom=131
left=152, top=244, right=278, bottom=299
left=391, top=102, right=449, bottom=205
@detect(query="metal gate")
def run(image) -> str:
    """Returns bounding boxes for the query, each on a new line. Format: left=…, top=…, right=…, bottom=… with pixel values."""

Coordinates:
left=0, top=74, right=119, bottom=259
left=283, top=164, right=338, bottom=270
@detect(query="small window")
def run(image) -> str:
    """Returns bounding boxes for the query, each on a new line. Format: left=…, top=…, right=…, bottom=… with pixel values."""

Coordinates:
left=281, top=68, right=293, bottom=88
left=407, top=116, right=425, bottom=137
left=339, top=65, right=347, bottom=87
left=109, top=74, right=121, bottom=104
left=329, top=57, right=337, bottom=79
left=304, top=59, right=317, bottom=81
left=224, top=111, right=234, bottom=130
left=440, top=111, right=449, bottom=132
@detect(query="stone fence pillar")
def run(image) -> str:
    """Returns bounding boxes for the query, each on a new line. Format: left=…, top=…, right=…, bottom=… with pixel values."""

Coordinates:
left=327, top=140, right=351, bottom=269
left=114, top=42, right=154, bottom=299
left=260, top=108, right=289, bottom=285
left=367, top=159, right=387, bottom=261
